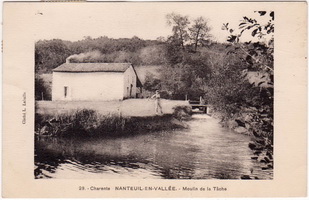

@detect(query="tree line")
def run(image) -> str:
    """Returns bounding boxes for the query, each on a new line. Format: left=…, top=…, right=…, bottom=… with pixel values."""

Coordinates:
left=35, top=36, right=167, bottom=74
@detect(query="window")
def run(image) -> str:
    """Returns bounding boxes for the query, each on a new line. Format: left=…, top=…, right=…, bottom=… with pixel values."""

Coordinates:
left=130, top=84, right=133, bottom=97
left=64, top=86, right=68, bottom=98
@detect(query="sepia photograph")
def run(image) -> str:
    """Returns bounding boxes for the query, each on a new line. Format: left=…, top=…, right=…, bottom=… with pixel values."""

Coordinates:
left=2, top=1, right=307, bottom=198
left=34, top=4, right=274, bottom=180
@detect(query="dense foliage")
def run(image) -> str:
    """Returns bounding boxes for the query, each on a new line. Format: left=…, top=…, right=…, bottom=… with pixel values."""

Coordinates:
left=213, top=11, right=274, bottom=173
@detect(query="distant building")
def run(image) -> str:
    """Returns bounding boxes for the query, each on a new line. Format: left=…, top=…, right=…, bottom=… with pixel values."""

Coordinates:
left=52, top=62, right=143, bottom=101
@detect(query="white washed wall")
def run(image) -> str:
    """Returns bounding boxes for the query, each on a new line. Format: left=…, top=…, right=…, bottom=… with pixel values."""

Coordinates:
left=52, top=72, right=124, bottom=101
left=123, top=66, right=137, bottom=98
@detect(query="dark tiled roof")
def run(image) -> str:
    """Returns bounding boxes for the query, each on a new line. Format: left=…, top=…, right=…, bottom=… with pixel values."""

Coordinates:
left=53, top=63, right=132, bottom=72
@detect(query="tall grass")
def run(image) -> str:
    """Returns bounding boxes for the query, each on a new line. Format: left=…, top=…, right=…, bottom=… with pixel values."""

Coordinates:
left=35, top=108, right=189, bottom=137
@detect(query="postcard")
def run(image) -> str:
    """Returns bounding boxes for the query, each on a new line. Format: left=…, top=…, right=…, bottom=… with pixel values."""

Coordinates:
left=2, top=1, right=307, bottom=198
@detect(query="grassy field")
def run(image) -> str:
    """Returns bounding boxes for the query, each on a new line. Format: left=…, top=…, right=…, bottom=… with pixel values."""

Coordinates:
left=36, top=99, right=190, bottom=117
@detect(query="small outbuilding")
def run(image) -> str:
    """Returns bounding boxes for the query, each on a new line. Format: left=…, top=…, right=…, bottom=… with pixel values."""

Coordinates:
left=52, top=62, right=143, bottom=101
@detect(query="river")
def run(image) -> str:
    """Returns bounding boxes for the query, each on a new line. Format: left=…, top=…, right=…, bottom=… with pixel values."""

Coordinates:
left=35, top=114, right=273, bottom=179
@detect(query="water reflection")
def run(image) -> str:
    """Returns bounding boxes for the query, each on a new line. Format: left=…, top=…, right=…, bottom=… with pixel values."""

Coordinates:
left=35, top=115, right=273, bottom=179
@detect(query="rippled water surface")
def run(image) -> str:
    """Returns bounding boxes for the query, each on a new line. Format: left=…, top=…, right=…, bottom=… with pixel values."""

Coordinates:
left=35, top=115, right=273, bottom=179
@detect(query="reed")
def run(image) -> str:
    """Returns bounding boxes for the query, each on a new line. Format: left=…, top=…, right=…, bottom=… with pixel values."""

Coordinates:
left=35, top=107, right=190, bottom=137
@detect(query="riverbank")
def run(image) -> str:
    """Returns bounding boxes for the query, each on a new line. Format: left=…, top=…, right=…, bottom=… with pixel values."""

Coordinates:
left=210, top=110, right=274, bottom=176
left=35, top=103, right=192, bottom=137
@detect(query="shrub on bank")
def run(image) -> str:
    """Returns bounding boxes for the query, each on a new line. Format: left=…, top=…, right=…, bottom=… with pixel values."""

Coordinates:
left=172, top=105, right=192, bottom=120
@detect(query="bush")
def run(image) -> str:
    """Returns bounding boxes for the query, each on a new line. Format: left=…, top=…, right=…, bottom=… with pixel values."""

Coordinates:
left=35, top=109, right=123, bottom=136
left=172, top=105, right=192, bottom=120
left=35, top=75, right=51, bottom=100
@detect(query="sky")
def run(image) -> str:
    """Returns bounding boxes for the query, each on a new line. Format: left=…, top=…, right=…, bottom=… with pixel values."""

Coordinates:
left=32, top=2, right=272, bottom=43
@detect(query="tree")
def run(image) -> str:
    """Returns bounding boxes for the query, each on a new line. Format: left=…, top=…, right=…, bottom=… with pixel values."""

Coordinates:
left=163, top=14, right=213, bottom=99
left=35, top=75, right=51, bottom=100
left=189, top=17, right=212, bottom=51
left=35, top=39, right=72, bottom=73
left=143, top=72, right=161, bottom=92
left=163, top=39, right=185, bottom=65
left=166, top=13, right=190, bottom=50
left=160, top=64, right=188, bottom=99
left=210, top=11, right=275, bottom=173
left=222, top=11, right=274, bottom=75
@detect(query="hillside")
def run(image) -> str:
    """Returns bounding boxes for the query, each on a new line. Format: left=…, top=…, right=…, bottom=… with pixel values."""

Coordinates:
left=134, top=65, right=162, bottom=83
left=35, top=37, right=165, bottom=74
